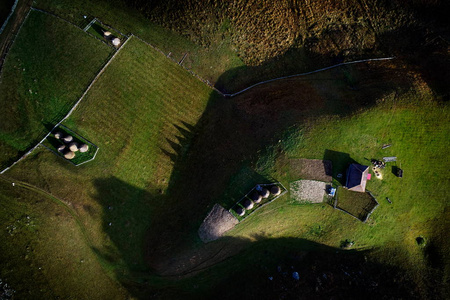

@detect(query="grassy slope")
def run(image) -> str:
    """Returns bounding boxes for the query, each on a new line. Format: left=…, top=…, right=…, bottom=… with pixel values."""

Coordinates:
left=34, top=0, right=244, bottom=84
left=0, top=10, right=113, bottom=168
left=0, top=179, right=126, bottom=299
left=3, top=35, right=214, bottom=291
left=226, top=94, right=449, bottom=296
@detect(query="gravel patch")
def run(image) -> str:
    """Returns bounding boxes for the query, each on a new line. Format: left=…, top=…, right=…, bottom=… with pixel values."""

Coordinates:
left=198, top=204, right=239, bottom=243
left=290, top=180, right=327, bottom=203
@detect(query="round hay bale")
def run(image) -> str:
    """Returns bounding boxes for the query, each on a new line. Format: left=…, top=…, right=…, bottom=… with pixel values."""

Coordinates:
left=270, top=185, right=281, bottom=196
left=235, top=206, right=245, bottom=216
left=250, top=191, right=262, bottom=203
left=112, top=38, right=120, bottom=46
left=79, top=144, right=89, bottom=153
left=69, top=142, right=79, bottom=152
left=54, top=132, right=62, bottom=139
left=58, top=145, right=66, bottom=152
left=104, top=31, right=112, bottom=37
left=64, top=151, right=75, bottom=160
left=260, top=188, right=270, bottom=198
left=62, top=135, right=73, bottom=143
left=243, top=199, right=254, bottom=210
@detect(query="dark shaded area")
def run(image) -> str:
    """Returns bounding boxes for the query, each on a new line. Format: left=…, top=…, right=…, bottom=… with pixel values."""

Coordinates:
left=323, top=150, right=356, bottom=184
left=90, top=22, right=106, bottom=36
left=0, top=0, right=15, bottom=27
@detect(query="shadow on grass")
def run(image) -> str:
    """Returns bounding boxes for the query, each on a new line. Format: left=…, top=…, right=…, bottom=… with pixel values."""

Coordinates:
left=323, top=150, right=356, bottom=185
left=92, top=44, right=429, bottom=298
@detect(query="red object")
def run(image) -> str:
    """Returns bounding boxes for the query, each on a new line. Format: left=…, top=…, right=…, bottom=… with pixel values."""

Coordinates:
left=367, top=173, right=372, bottom=180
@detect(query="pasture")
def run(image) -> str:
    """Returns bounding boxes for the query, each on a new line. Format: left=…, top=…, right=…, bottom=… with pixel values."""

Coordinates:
left=0, top=9, right=113, bottom=169
left=0, top=3, right=448, bottom=299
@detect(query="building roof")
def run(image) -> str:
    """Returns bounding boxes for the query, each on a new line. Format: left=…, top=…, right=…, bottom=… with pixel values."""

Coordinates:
left=345, top=163, right=369, bottom=192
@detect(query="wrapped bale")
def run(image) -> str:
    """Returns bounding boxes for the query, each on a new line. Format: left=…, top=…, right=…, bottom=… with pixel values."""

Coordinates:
left=243, top=199, right=254, bottom=210
left=54, top=132, right=62, bottom=139
left=64, top=151, right=75, bottom=160
left=270, top=185, right=281, bottom=196
left=250, top=191, right=262, bottom=204
left=235, top=206, right=245, bottom=217
left=62, top=135, right=73, bottom=143
left=260, top=188, right=270, bottom=198
left=69, top=142, right=79, bottom=152
left=79, top=144, right=89, bottom=153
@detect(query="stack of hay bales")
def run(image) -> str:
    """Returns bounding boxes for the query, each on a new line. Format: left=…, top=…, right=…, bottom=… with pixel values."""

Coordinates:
left=53, top=131, right=89, bottom=161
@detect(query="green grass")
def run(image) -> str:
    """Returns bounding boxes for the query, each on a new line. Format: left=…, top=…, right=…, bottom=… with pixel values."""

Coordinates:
left=0, top=178, right=126, bottom=299
left=4, top=35, right=214, bottom=284
left=0, top=10, right=113, bottom=168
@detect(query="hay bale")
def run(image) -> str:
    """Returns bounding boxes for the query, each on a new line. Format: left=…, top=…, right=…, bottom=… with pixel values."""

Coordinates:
left=54, top=132, right=62, bottom=139
left=243, top=199, right=254, bottom=210
left=62, top=135, right=73, bottom=143
left=198, top=204, right=239, bottom=243
left=260, top=188, right=270, bottom=198
left=57, top=145, right=66, bottom=152
left=69, top=142, right=79, bottom=152
left=64, top=151, right=75, bottom=160
left=235, top=206, right=245, bottom=216
left=112, top=38, right=120, bottom=46
left=270, top=185, right=281, bottom=196
left=79, top=144, right=89, bottom=153
left=250, top=191, right=262, bottom=203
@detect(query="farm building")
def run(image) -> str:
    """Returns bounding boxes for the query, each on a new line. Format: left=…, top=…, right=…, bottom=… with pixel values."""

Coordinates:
left=345, top=163, right=369, bottom=192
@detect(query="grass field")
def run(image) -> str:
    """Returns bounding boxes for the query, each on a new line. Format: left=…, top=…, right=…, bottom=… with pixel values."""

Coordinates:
left=0, top=10, right=113, bottom=169
left=0, top=4, right=448, bottom=298
left=2, top=34, right=215, bottom=292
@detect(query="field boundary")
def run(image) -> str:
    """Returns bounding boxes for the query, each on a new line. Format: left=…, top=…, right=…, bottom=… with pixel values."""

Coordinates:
left=223, top=57, right=395, bottom=97
left=0, top=0, right=19, bottom=35
left=0, top=5, right=31, bottom=82
left=0, top=36, right=131, bottom=174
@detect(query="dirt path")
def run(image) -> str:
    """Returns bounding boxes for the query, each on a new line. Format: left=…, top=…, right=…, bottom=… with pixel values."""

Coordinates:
left=0, top=0, right=33, bottom=76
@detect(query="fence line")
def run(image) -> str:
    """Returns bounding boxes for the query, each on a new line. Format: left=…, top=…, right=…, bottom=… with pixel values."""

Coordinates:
left=0, top=36, right=130, bottom=174
left=0, top=7, right=31, bottom=82
left=0, top=0, right=19, bottom=35
left=223, top=57, right=395, bottom=97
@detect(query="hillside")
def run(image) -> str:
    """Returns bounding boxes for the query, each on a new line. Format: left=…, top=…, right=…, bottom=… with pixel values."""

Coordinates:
left=0, top=1, right=448, bottom=299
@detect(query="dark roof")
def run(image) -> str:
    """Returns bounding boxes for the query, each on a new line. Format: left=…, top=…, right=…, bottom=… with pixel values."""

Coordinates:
left=345, top=163, right=369, bottom=192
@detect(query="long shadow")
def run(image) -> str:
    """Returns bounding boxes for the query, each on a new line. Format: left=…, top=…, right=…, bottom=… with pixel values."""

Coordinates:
left=91, top=38, right=430, bottom=298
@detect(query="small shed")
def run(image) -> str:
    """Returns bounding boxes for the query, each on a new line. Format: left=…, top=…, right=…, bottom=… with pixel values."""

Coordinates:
left=345, top=163, right=369, bottom=192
